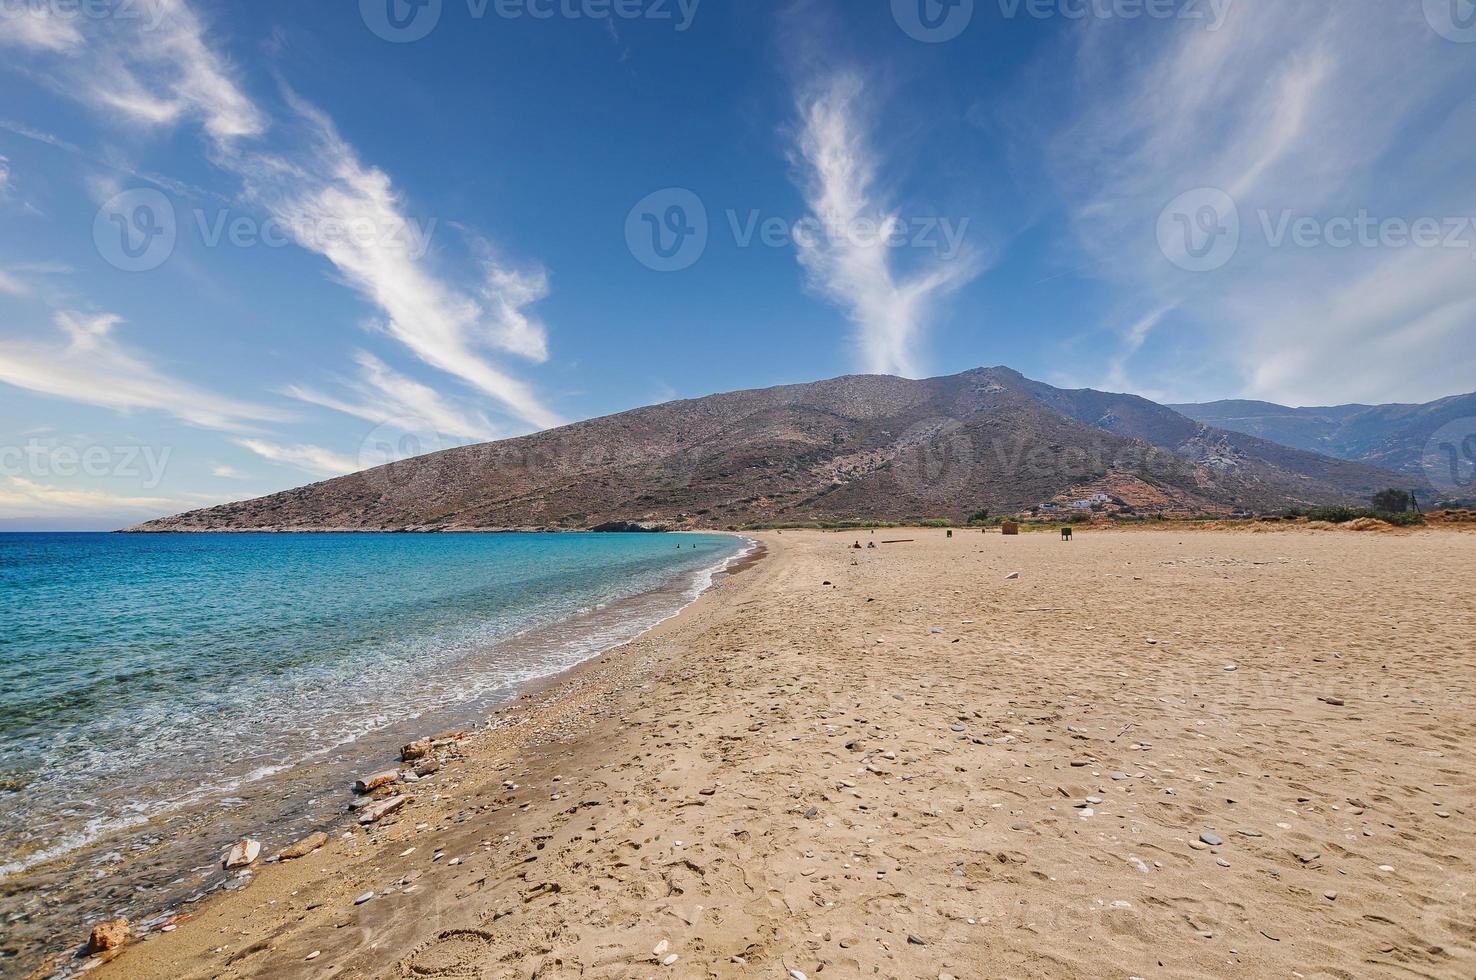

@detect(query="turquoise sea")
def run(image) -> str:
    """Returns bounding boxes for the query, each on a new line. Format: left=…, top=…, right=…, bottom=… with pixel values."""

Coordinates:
left=0, top=531, right=748, bottom=973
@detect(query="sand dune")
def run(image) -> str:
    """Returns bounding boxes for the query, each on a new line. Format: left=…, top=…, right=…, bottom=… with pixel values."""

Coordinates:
left=97, top=528, right=1475, bottom=979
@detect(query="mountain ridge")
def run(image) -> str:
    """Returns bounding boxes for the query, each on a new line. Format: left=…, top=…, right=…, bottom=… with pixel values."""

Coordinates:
left=1172, top=390, right=1476, bottom=485
left=130, top=367, right=1414, bottom=532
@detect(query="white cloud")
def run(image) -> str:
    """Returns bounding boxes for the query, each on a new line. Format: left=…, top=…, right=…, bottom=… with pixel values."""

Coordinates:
left=0, top=312, right=286, bottom=431
left=235, top=439, right=358, bottom=478
left=0, top=476, right=179, bottom=519
left=0, top=268, right=26, bottom=297
left=9, top=0, right=561, bottom=431
left=285, top=350, right=497, bottom=442
left=1103, top=304, right=1175, bottom=394
left=74, top=0, right=263, bottom=142
left=790, top=72, right=981, bottom=378
left=211, top=464, right=242, bottom=478
left=230, top=94, right=561, bottom=429
left=1037, top=3, right=1476, bottom=404
left=0, top=5, right=84, bottom=52
left=0, top=118, right=80, bottom=152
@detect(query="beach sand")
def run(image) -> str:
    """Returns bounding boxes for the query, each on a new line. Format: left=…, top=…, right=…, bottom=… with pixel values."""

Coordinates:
left=93, top=527, right=1475, bottom=979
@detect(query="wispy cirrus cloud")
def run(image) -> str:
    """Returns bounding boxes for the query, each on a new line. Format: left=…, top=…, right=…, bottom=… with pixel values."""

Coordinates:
left=0, top=4, right=84, bottom=52
left=0, top=476, right=182, bottom=519
left=234, top=439, right=358, bottom=478
left=284, top=350, right=497, bottom=442
left=0, top=312, right=286, bottom=431
left=8, top=0, right=562, bottom=434
left=789, top=71, right=981, bottom=379
left=231, top=93, right=561, bottom=429
left=1036, top=3, right=1476, bottom=404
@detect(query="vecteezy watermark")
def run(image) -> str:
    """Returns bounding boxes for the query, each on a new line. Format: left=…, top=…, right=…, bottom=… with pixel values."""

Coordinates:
left=1158, top=189, right=1476, bottom=272
left=93, top=188, right=177, bottom=273
left=624, top=187, right=970, bottom=272
left=1157, top=187, right=1241, bottom=273
left=94, top=188, right=438, bottom=272
left=0, top=0, right=169, bottom=31
left=1423, top=418, right=1476, bottom=499
left=357, top=416, right=470, bottom=495
left=625, top=188, right=709, bottom=272
left=891, top=0, right=975, bottom=42
left=360, top=0, right=700, bottom=42
left=892, top=0, right=1231, bottom=42
left=1256, top=210, right=1476, bottom=253
left=0, top=439, right=172, bottom=488
left=1424, top=0, right=1476, bottom=42
left=996, top=0, right=1232, bottom=26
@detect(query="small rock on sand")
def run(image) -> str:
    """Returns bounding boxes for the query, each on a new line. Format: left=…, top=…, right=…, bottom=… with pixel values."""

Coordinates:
left=87, top=918, right=129, bottom=954
left=223, top=839, right=260, bottom=869
left=1199, top=832, right=1223, bottom=846
left=354, top=770, right=399, bottom=794
left=278, top=832, right=328, bottom=860
left=1005, top=572, right=1020, bottom=580
left=358, top=795, right=413, bottom=825
left=354, top=891, right=374, bottom=905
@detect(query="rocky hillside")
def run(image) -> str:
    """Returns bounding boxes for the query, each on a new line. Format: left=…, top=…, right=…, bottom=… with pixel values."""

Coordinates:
left=130, top=368, right=1411, bottom=531
left=1173, top=391, right=1476, bottom=483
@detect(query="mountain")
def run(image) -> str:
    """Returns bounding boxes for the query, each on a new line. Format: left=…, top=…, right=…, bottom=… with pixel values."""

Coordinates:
left=130, top=368, right=1410, bottom=532
left=1172, top=392, right=1476, bottom=485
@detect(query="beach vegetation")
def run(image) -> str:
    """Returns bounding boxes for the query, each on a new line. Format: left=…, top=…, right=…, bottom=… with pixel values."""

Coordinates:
left=1283, top=506, right=1425, bottom=527
left=1370, top=489, right=1417, bottom=513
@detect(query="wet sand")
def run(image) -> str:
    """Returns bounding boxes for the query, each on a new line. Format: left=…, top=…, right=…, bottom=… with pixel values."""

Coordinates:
left=93, top=527, right=1475, bottom=979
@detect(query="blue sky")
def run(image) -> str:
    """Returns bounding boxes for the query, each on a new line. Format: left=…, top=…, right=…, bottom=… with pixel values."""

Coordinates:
left=1, top=0, right=1474, bottom=528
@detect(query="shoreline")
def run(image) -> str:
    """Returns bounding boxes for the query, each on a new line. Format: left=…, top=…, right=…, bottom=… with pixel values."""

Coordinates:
left=12, top=534, right=759, bottom=980
left=78, top=532, right=781, bottom=978
left=77, top=527, right=1476, bottom=978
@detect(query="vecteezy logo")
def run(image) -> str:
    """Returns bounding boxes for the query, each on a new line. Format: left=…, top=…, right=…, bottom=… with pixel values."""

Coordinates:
left=93, top=189, right=177, bottom=272
left=625, top=188, right=708, bottom=272
left=1423, top=418, right=1476, bottom=498
left=1425, top=0, right=1476, bottom=42
left=1157, top=187, right=1240, bottom=273
left=360, top=0, right=442, bottom=42
left=891, top=419, right=977, bottom=501
left=892, top=0, right=974, bottom=42
left=359, top=416, right=456, bottom=494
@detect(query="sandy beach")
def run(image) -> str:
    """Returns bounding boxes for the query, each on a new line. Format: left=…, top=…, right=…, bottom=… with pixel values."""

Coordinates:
left=91, top=526, right=1475, bottom=980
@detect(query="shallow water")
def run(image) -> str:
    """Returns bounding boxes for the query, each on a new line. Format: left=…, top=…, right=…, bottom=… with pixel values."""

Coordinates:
left=0, top=531, right=746, bottom=974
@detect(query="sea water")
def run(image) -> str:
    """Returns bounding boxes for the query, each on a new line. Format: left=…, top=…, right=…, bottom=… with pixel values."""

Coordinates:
left=0, top=531, right=747, bottom=972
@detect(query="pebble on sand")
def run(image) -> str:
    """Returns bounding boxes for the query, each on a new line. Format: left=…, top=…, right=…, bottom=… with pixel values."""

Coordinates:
left=278, top=831, right=328, bottom=860
left=358, top=795, right=413, bottom=825
left=353, top=770, right=399, bottom=794
left=1199, top=832, right=1223, bottom=846
left=354, top=891, right=375, bottom=905
left=222, top=839, right=261, bottom=869
left=86, top=918, right=130, bottom=955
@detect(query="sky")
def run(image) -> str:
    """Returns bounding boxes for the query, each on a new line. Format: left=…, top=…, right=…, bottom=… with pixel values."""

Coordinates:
left=1, top=0, right=1474, bottom=529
